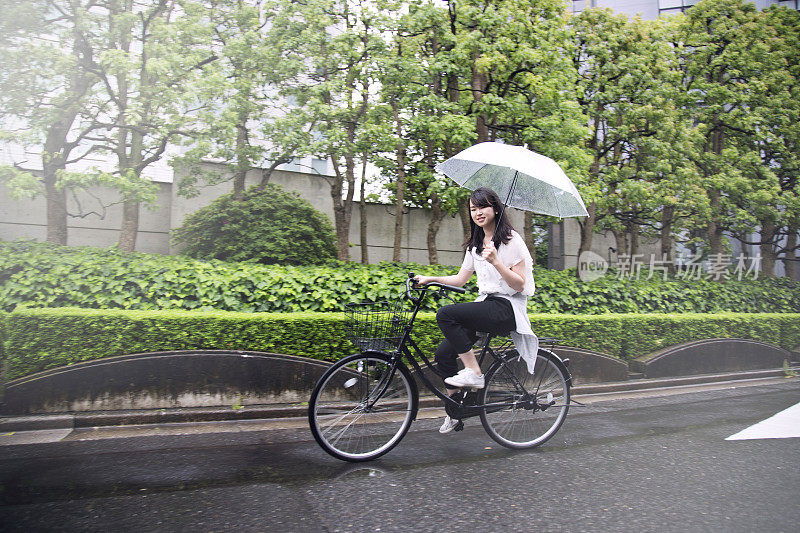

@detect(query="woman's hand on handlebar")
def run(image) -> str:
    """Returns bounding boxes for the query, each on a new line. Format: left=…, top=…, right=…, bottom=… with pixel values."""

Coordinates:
left=413, top=275, right=434, bottom=287
left=409, top=274, right=467, bottom=295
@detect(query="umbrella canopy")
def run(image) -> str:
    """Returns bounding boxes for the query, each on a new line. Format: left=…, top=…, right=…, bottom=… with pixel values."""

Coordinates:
left=435, top=142, right=588, bottom=218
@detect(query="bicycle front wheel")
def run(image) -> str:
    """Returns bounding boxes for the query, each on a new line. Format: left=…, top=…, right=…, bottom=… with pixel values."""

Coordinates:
left=308, top=352, right=417, bottom=461
left=479, top=350, right=570, bottom=449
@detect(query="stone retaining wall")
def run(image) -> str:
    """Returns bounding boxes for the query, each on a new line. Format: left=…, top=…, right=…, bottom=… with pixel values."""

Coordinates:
left=3, top=339, right=796, bottom=415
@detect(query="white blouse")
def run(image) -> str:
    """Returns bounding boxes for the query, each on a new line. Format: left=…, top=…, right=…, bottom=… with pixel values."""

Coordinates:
left=462, top=230, right=536, bottom=297
left=461, top=230, right=539, bottom=374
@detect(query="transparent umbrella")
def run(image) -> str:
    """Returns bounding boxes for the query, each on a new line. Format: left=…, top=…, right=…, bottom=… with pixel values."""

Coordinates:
left=435, top=142, right=588, bottom=218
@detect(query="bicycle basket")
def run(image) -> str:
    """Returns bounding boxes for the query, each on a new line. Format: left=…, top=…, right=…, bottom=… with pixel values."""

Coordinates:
left=345, top=300, right=410, bottom=352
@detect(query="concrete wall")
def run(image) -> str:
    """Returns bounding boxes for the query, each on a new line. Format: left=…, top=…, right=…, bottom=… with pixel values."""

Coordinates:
left=0, top=163, right=532, bottom=267
left=557, top=217, right=661, bottom=270
left=0, top=160, right=658, bottom=270
left=0, top=182, right=174, bottom=255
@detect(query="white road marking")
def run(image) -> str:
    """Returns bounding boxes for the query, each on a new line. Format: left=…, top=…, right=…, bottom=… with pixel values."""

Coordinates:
left=726, top=401, right=800, bottom=441
left=0, top=428, right=73, bottom=445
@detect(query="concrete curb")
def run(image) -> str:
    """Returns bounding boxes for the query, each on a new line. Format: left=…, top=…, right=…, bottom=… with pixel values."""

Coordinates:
left=1, top=367, right=798, bottom=432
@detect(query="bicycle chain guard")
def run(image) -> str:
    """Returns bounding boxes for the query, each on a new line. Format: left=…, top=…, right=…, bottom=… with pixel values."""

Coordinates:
left=444, top=390, right=483, bottom=421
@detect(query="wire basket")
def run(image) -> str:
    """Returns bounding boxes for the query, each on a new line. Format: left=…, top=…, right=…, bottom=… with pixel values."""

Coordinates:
left=345, top=300, right=411, bottom=352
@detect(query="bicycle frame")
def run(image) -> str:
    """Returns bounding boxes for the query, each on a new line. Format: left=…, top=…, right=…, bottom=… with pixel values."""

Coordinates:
left=370, top=278, right=570, bottom=420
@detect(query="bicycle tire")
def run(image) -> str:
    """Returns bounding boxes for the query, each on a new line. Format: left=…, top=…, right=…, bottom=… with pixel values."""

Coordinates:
left=308, top=352, right=418, bottom=461
left=479, top=349, right=570, bottom=449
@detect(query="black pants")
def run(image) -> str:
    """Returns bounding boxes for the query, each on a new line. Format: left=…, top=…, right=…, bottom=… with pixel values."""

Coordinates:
left=434, top=296, right=516, bottom=379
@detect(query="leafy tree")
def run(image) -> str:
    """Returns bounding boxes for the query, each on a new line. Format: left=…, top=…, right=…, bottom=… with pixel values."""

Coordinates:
left=674, top=0, right=764, bottom=257
left=266, top=0, right=390, bottom=261
left=375, top=0, right=586, bottom=263
left=669, top=0, right=800, bottom=278
left=171, top=183, right=337, bottom=265
left=370, top=0, right=464, bottom=263
left=570, top=9, right=680, bottom=267
left=431, top=0, right=586, bottom=240
left=0, top=0, right=102, bottom=244
left=172, top=0, right=316, bottom=202
left=79, top=0, right=217, bottom=252
left=736, top=6, right=800, bottom=278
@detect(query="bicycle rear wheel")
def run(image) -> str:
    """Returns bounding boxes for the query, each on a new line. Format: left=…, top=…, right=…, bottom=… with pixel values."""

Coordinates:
left=309, top=352, right=417, bottom=461
left=479, top=350, right=570, bottom=449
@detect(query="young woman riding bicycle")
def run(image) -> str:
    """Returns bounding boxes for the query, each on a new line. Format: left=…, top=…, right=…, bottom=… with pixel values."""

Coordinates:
left=414, top=187, right=539, bottom=434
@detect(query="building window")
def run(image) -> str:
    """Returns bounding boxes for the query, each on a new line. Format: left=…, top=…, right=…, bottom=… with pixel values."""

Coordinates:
left=775, top=0, right=799, bottom=10
left=311, top=157, right=328, bottom=176
left=571, top=0, right=595, bottom=14
left=659, top=0, right=700, bottom=15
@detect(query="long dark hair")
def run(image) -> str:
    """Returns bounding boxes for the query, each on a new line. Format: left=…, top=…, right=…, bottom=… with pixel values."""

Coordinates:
left=464, top=187, right=515, bottom=254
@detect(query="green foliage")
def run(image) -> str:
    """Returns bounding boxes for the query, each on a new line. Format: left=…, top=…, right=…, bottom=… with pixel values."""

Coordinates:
left=171, top=184, right=337, bottom=265
left=529, top=313, right=785, bottom=359
left=3, top=307, right=799, bottom=379
left=0, top=307, right=443, bottom=379
left=529, top=268, right=800, bottom=315
left=3, top=240, right=800, bottom=315
left=1, top=308, right=350, bottom=379
left=0, top=310, right=7, bottom=363
left=0, top=166, right=42, bottom=199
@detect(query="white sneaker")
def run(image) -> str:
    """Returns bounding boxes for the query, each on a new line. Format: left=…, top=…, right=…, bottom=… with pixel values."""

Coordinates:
left=439, top=416, right=458, bottom=434
left=444, top=368, right=485, bottom=389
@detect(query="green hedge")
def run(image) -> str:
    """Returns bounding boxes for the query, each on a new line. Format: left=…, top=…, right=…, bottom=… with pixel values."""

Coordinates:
left=3, top=240, right=800, bottom=314
left=3, top=307, right=799, bottom=380
left=0, top=240, right=454, bottom=313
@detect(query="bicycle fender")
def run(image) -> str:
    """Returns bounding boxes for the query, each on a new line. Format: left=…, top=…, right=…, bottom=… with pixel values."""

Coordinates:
left=539, top=348, right=573, bottom=388
left=493, top=348, right=573, bottom=389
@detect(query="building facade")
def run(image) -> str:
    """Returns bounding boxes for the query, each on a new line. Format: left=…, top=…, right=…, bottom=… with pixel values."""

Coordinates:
left=570, top=0, right=798, bottom=18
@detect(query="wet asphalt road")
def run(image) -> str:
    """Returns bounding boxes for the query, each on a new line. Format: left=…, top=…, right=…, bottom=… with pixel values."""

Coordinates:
left=1, top=380, right=798, bottom=533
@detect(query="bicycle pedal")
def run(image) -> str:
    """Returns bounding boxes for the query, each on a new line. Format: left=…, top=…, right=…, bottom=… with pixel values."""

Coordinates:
left=453, top=420, right=465, bottom=432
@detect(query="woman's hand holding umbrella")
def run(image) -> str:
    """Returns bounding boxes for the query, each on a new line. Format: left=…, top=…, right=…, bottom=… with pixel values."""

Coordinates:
left=481, top=241, right=499, bottom=265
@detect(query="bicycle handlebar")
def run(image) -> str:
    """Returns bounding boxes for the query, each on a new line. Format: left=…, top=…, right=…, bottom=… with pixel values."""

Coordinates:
left=406, top=272, right=466, bottom=302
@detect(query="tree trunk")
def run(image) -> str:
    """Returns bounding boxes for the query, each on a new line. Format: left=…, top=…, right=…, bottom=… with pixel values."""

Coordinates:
left=330, top=150, right=356, bottom=261
left=118, top=199, right=139, bottom=252
left=359, top=157, right=368, bottom=264
left=785, top=227, right=798, bottom=281
left=661, top=206, right=675, bottom=275
left=427, top=193, right=445, bottom=265
left=629, top=222, right=640, bottom=260
left=612, top=227, right=628, bottom=258
left=330, top=168, right=349, bottom=261
left=760, top=244, right=776, bottom=279
left=575, top=201, right=597, bottom=277
left=708, top=116, right=725, bottom=256
left=117, top=156, right=145, bottom=252
left=444, top=73, right=461, bottom=158
left=232, top=120, right=249, bottom=201
left=524, top=211, right=536, bottom=266
left=38, top=22, right=95, bottom=245
left=707, top=189, right=724, bottom=256
left=392, top=102, right=406, bottom=262
left=42, top=159, right=68, bottom=245
left=458, top=195, right=471, bottom=242
left=471, top=57, right=489, bottom=143
left=577, top=154, right=601, bottom=261
left=41, top=105, right=78, bottom=246
left=759, top=219, right=777, bottom=279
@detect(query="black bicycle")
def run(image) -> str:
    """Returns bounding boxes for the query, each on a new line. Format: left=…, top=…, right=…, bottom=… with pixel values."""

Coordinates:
left=308, top=274, right=572, bottom=462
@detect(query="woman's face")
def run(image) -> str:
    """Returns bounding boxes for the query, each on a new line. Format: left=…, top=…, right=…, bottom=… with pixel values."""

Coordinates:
left=470, top=200, right=496, bottom=229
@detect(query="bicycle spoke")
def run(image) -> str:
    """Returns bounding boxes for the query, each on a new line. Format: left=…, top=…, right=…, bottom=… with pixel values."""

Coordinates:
left=480, top=352, right=570, bottom=449
left=309, top=354, right=416, bottom=461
